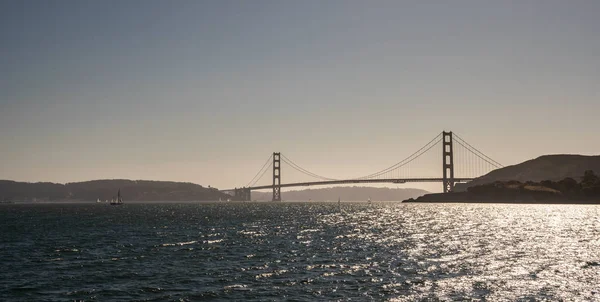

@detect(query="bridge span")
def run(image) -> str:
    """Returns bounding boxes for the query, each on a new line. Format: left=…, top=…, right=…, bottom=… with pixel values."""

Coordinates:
left=221, top=131, right=502, bottom=201
left=222, top=177, right=476, bottom=202
left=246, top=177, right=475, bottom=191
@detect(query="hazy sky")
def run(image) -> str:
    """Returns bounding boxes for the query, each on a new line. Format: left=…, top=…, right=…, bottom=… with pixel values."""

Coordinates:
left=1, top=1, right=599, bottom=192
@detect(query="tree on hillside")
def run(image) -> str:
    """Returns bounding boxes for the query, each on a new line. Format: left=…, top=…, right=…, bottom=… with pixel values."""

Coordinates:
left=581, top=170, right=600, bottom=196
left=582, top=170, right=599, bottom=185
left=557, top=177, right=579, bottom=194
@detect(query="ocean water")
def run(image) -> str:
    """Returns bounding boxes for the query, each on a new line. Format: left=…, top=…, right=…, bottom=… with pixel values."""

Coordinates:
left=1, top=202, right=599, bottom=301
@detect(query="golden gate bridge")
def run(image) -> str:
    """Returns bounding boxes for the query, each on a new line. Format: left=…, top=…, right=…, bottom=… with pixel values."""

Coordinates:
left=222, top=131, right=502, bottom=201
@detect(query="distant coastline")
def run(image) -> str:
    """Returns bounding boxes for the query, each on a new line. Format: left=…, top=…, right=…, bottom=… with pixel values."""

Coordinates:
left=250, top=186, right=428, bottom=202
left=0, top=179, right=230, bottom=202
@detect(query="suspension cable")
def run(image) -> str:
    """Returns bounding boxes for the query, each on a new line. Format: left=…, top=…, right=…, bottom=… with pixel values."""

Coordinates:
left=280, top=154, right=337, bottom=181
left=364, top=139, right=442, bottom=179
left=249, top=162, right=273, bottom=187
left=453, top=133, right=503, bottom=167
left=246, top=155, right=273, bottom=187
left=453, top=139, right=502, bottom=169
left=355, top=133, right=443, bottom=179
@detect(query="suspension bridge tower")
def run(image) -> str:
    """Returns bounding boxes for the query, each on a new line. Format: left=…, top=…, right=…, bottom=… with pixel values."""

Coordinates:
left=272, top=152, right=281, bottom=201
left=442, top=131, right=455, bottom=193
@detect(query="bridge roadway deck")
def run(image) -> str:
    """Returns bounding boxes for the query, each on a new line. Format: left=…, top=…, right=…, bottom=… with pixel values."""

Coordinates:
left=223, top=178, right=474, bottom=192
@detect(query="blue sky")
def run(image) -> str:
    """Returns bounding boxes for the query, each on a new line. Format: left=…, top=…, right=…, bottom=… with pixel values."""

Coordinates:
left=1, top=1, right=599, bottom=192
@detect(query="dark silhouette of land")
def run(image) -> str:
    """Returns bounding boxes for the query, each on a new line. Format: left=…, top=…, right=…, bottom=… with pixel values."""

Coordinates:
left=0, top=179, right=229, bottom=202
left=250, top=186, right=428, bottom=201
left=406, top=161, right=600, bottom=204
left=455, top=154, right=600, bottom=191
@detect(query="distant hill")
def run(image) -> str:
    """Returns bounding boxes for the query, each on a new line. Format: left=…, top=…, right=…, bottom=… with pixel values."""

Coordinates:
left=456, top=154, right=600, bottom=191
left=0, top=179, right=229, bottom=202
left=250, top=186, right=428, bottom=201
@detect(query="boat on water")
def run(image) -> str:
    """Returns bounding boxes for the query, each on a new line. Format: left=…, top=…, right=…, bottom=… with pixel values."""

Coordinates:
left=110, top=189, right=123, bottom=205
left=368, top=197, right=372, bottom=204
left=96, top=198, right=101, bottom=203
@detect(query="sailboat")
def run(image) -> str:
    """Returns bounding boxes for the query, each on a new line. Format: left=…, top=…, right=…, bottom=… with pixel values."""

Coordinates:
left=110, top=189, right=123, bottom=205
left=96, top=198, right=101, bottom=203
left=367, top=197, right=372, bottom=204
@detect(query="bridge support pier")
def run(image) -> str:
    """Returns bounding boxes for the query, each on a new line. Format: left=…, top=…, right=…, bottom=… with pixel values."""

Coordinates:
left=234, top=187, right=251, bottom=201
left=442, top=131, right=455, bottom=193
left=272, top=152, right=281, bottom=201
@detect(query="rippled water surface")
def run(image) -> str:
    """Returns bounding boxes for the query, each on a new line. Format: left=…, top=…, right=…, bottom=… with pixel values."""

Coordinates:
left=1, top=202, right=599, bottom=301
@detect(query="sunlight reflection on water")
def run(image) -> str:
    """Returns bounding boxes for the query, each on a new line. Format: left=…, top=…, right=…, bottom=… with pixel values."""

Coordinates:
left=1, top=202, right=599, bottom=301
